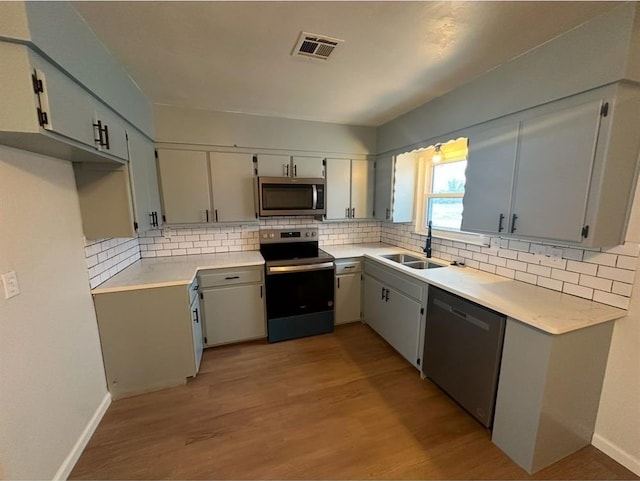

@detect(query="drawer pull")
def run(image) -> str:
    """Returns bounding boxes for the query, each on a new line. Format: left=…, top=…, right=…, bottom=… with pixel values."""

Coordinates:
left=225, top=276, right=240, bottom=280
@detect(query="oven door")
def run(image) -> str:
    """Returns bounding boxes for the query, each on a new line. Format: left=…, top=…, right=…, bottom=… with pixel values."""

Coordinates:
left=265, top=262, right=335, bottom=342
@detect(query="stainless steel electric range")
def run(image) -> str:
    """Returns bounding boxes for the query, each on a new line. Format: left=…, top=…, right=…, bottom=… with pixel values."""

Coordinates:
left=259, top=228, right=335, bottom=343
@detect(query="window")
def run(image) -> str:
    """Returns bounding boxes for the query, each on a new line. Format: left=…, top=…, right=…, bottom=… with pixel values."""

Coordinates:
left=415, top=138, right=469, bottom=234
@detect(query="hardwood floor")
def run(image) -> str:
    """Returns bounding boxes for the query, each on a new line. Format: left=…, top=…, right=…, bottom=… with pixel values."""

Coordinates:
left=70, top=322, right=637, bottom=480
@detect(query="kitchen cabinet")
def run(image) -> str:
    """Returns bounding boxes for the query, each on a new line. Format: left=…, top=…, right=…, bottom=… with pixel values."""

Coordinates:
left=92, top=283, right=199, bottom=400
left=0, top=41, right=129, bottom=164
left=198, top=266, right=266, bottom=346
left=255, top=153, right=325, bottom=178
left=461, top=83, right=640, bottom=247
left=363, top=259, right=425, bottom=368
left=127, top=129, right=162, bottom=231
left=373, top=153, right=417, bottom=222
left=157, top=149, right=256, bottom=224
left=189, top=278, right=203, bottom=374
left=335, top=259, right=362, bottom=324
left=326, top=158, right=374, bottom=219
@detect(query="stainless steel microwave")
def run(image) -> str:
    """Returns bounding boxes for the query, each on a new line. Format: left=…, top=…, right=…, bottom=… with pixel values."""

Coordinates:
left=256, top=177, right=326, bottom=216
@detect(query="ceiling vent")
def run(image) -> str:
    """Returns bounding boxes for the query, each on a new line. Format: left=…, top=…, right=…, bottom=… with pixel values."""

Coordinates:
left=292, top=32, right=343, bottom=61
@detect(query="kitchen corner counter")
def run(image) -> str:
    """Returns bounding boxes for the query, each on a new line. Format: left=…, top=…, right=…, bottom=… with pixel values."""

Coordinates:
left=91, top=251, right=265, bottom=294
left=321, top=242, right=407, bottom=259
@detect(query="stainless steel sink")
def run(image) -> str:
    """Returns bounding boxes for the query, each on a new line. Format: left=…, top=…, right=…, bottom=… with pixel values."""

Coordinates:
left=403, top=260, right=445, bottom=270
left=380, top=253, right=423, bottom=263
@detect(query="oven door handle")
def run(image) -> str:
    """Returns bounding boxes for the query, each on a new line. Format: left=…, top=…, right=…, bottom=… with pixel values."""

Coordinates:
left=312, top=184, right=318, bottom=210
left=267, top=262, right=334, bottom=275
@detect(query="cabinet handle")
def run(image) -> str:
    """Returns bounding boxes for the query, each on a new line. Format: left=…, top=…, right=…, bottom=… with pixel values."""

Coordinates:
left=381, top=287, right=386, bottom=300
left=260, top=285, right=263, bottom=298
left=294, top=164, right=297, bottom=177
left=285, top=164, right=290, bottom=176
left=511, top=214, right=518, bottom=233
left=351, top=207, right=355, bottom=218
left=225, top=276, right=240, bottom=280
left=337, top=277, right=341, bottom=288
left=385, top=289, right=389, bottom=302
left=191, top=284, right=199, bottom=291
left=205, top=209, right=209, bottom=222
left=345, top=208, right=350, bottom=218
left=344, top=266, right=355, bottom=269
left=386, top=208, right=390, bottom=220
left=498, top=213, right=505, bottom=233
left=103, top=124, right=110, bottom=150
left=193, top=309, right=199, bottom=323
left=93, top=120, right=104, bottom=146
left=215, top=209, right=219, bottom=222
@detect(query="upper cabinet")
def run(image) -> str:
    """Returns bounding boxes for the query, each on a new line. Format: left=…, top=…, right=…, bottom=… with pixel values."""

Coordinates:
left=157, top=149, right=256, bottom=225
left=0, top=42, right=132, bottom=164
left=373, top=153, right=417, bottom=222
left=462, top=83, right=640, bottom=247
left=128, top=129, right=162, bottom=231
left=326, top=158, right=374, bottom=220
left=255, top=154, right=325, bottom=178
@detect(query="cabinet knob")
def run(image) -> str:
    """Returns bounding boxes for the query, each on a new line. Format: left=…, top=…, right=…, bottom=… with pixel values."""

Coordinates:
left=511, top=214, right=518, bottom=233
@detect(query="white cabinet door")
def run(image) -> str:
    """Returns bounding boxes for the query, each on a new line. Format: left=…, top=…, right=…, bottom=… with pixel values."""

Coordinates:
left=201, top=284, right=266, bottom=346
left=511, top=99, right=603, bottom=243
left=364, top=275, right=387, bottom=335
left=461, top=122, right=518, bottom=234
left=392, top=153, right=417, bottom=223
left=256, top=154, right=291, bottom=177
left=292, top=155, right=325, bottom=178
left=384, top=286, right=422, bottom=367
left=351, top=159, right=374, bottom=219
left=157, top=150, right=211, bottom=224
left=127, top=130, right=161, bottom=231
left=209, top=152, right=256, bottom=222
left=190, top=295, right=203, bottom=374
left=29, top=50, right=96, bottom=148
left=374, top=155, right=393, bottom=221
left=335, top=273, right=361, bottom=325
left=325, top=158, right=351, bottom=220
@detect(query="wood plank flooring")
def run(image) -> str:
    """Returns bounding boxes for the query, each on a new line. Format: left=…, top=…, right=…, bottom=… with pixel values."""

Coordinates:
left=70, top=322, right=637, bottom=480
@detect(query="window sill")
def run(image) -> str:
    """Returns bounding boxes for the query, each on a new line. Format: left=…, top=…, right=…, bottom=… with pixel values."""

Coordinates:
left=416, top=227, right=490, bottom=247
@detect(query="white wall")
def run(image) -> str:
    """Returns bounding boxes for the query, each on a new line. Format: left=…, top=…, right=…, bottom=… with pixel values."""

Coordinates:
left=154, top=104, right=377, bottom=155
left=377, top=2, right=640, bottom=154
left=0, top=146, right=109, bottom=480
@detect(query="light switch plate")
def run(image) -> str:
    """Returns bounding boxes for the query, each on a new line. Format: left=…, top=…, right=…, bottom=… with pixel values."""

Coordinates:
left=2, top=271, right=20, bottom=299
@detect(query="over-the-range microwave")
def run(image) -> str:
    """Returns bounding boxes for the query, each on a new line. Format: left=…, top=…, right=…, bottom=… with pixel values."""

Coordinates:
left=255, top=177, right=326, bottom=216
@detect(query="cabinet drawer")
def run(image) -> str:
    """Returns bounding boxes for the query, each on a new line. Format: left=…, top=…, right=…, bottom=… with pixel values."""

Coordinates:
left=365, top=260, right=424, bottom=301
left=335, top=259, right=362, bottom=274
left=198, top=267, right=262, bottom=288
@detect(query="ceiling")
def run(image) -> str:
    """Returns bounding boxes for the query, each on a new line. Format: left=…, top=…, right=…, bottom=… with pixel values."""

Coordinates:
left=74, top=1, right=620, bottom=127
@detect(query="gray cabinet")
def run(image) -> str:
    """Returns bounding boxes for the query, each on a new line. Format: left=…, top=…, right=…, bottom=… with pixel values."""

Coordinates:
left=461, top=83, right=640, bottom=247
left=256, top=154, right=325, bottom=178
left=92, top=284, right=198, bottom=400
left=199, top=266, right=266, bottom=347
left=373, top=153, right=417, bottom=222
left=209, top=152, right=256, bottom=222
left=326, top=158, right=374, bottom=220
left=189, top=278, right=203, bottom=374
left=128, top=129, right=162, bottom=231
left=363, top=260, right=425, bottom=368
left=335, top=259, right=362, bottom=324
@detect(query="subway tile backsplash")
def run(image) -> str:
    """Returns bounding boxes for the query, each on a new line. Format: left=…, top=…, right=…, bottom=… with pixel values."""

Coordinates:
left=84, top=217, right=637, bottom=310
left=381, top=222, right=638, bottom=310
left=85, top=237, right=140, bottom=289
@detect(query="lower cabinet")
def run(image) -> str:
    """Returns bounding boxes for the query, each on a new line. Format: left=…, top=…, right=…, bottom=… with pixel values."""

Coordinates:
left=92, top=282, right=201, bottom=400
left=335, top=259, right=362, bottom=325
left=363, top=260, right=426, bottom=368
left=198, top=266, right=266, bottom=347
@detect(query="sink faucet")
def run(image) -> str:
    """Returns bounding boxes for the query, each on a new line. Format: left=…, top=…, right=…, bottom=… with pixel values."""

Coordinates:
left=424, top=220, right=432, bottom=258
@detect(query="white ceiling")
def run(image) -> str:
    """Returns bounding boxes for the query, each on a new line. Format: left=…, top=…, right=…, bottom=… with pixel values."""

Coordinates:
left=74, top=1, right=620, bottom=127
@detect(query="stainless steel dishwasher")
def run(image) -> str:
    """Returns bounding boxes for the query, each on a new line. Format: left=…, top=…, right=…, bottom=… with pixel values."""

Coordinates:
left=423, top=286, right=506, bottom=428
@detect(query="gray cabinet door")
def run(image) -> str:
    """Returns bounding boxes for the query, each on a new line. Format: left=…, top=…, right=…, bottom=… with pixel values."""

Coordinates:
left=325, top=158, right=351, bottom=220
left=127, top=130, right=160, bottom=231
left=462, top=122, right=518, bottom=234
left=373, top=155, right=393, bottom=220
left=209, top=152, right=256, bottom=222
left=351, top=159, right=374, bottom=219
left=201, top=284, right=266, bottom=346
left=157, top=149, right=211, bottom=224
left=94, top=106, right=129, bottom=161
left=381, top=286, right=422, bottom=367
left=335, top=273, right=361, bottom=324
left=256, top=154, right=291, bottom=177
left=363, top=275, right=387, bottom=334
left=190, top=294, right=203, bottom=374
left=392, top=153, right=417, bottom=223
left=511, top=99, right=603, bottom=242
left=292, top=155, right=325, bottom=178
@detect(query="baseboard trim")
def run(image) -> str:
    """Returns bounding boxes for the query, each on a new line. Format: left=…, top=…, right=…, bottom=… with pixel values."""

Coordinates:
left=53, top=392, right=111, bottom=481
left=592, top=433, right=640, bottom=476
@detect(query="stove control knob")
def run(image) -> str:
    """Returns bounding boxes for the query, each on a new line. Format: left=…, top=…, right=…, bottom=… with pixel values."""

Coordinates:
left=305, top=232, right=310, bottom=237
left=269, top=233, right=275, bottom=238
left=262, top=234, right=268, bottom=238
left=311, top=232, right=316, bottom=237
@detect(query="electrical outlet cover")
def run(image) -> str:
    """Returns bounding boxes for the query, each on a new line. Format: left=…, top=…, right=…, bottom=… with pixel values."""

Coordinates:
left=2, top=271, right=20, bottom=299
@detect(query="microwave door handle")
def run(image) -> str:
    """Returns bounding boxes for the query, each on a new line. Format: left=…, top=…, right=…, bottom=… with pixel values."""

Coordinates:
left=312, top=184, right=318, bottom=210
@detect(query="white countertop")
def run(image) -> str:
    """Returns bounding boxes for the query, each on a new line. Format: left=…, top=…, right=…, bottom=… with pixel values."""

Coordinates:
left=92, top=251, right=265, bottom=294
left=93, top=243, right=625, bottom=334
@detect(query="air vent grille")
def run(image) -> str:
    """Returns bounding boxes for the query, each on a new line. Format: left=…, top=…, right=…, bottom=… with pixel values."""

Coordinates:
left=292, top=32, right=343, bottom=61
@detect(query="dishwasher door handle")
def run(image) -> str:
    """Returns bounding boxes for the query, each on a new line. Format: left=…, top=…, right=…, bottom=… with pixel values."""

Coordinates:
left=433, top=298, right=490, bottom=331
